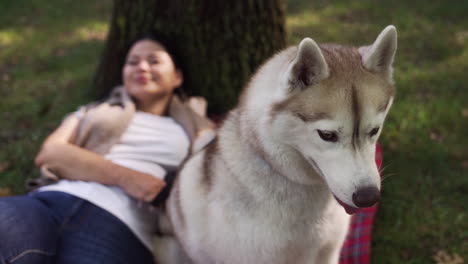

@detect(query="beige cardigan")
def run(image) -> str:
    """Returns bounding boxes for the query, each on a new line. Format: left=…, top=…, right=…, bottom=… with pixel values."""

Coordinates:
left=27, top=86, right=216, bottom=190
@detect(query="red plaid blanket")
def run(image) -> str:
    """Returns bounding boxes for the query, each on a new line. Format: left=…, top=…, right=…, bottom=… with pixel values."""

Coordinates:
left=339, top=143, right=382, bottom=264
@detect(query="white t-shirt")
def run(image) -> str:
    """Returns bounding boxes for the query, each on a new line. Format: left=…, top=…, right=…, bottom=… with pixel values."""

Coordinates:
left=39, top=111, right=190, bottom=251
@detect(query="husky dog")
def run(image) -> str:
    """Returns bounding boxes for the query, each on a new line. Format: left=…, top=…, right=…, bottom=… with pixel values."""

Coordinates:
left=162, top=26, right=397, bottom=264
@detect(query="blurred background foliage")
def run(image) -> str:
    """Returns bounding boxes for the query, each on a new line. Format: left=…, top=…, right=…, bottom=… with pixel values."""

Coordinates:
left=0, top=0, right=466, bottom=263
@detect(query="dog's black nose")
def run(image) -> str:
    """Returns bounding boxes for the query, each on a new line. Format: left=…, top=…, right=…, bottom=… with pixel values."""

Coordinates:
left=352, top=186, right=380, bottom=208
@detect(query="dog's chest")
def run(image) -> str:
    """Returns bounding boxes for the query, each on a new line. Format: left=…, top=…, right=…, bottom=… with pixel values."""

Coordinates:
left=205, top=196, right=349, bottom=264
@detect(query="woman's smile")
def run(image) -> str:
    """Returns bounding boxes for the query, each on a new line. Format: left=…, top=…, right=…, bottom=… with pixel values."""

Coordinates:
left=135, top=74, right=151, bottom=84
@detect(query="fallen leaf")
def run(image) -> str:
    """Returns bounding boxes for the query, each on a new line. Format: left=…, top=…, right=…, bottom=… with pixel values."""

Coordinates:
left=0, top=188, right=11, bottom=197
left=388, top=141, right=398, bottom=150
left=54, top=48, right=66, bottom=57
left=2, top=74, right=9, bottom=82
left=432, top=249, right=464, bottom=264
left=462, top=109, right=468, bottom=118
left=461, top=160, right=468, bottom=169
left=430, top=131, right=443, bottom=141
left=456, top=31, right=468, bottom=45
left=0, top=162, right=10, bottom=173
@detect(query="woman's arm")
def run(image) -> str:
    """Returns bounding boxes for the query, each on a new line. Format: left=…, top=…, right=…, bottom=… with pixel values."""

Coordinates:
left=34, top=116, right=166, bottom=202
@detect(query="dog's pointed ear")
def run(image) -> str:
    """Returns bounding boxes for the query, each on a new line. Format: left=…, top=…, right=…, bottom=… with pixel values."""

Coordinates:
left=287, top=38, right=329, bottom=91
left=359, top=25, right=397, bottom=83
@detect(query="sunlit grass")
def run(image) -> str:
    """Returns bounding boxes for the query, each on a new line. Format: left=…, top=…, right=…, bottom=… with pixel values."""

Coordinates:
left=287, top=12, right=321, bottom=29
left=0, top=0, right=112, bottom=194
left=74, top=22, right=109, bottom=41
left=0, top=29, right=27, bottom=46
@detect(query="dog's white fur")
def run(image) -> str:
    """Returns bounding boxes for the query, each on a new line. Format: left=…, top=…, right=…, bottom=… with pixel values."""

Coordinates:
left=158, top=26, right=397, bottom=264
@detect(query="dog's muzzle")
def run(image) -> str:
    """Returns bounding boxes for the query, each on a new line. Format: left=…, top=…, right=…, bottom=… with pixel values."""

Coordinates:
left=352, top=186, right=380, bottom=208
left=334, top=186, right=380, bottom=215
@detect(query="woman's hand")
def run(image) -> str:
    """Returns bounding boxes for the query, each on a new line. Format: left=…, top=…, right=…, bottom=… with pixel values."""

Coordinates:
left=35, top=115, right=80, bottom=177
left=34, top=141, right=70, bottom=176
left=118, top=171, right=166, bottom=202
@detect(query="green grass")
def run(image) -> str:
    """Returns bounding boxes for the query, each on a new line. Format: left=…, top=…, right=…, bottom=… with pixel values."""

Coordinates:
left=0, top=0, right=112, bottom=194
left=1, top=1, right=467, bottom=263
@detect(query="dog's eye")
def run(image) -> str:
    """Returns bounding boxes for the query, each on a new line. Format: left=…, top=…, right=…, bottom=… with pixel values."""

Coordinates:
left=317, top=130, right=338, bottom=142
left=369, top=127, right=380, bottom=136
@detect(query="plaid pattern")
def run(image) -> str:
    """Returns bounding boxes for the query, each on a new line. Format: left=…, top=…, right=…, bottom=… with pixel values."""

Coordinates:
left=339, top=143, right=382, bottom=264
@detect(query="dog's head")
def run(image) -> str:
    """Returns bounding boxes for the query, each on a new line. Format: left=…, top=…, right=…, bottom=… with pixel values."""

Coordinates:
left=265, top=26, right=397, bottom=214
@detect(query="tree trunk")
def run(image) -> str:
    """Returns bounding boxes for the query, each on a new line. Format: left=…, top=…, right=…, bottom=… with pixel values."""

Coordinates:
left=94, top=0, right=286, bottom=114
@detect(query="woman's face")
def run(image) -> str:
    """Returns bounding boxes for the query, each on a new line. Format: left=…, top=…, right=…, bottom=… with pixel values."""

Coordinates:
left=123, top=39, right=182, bottom=106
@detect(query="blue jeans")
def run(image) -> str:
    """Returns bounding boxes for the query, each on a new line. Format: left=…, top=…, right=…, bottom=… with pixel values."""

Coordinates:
left=0, top=191, right=155, bottom=264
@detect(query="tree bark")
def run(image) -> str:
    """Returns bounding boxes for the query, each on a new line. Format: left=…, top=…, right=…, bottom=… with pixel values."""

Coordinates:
left=94, top=0, right=286, bottom=113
